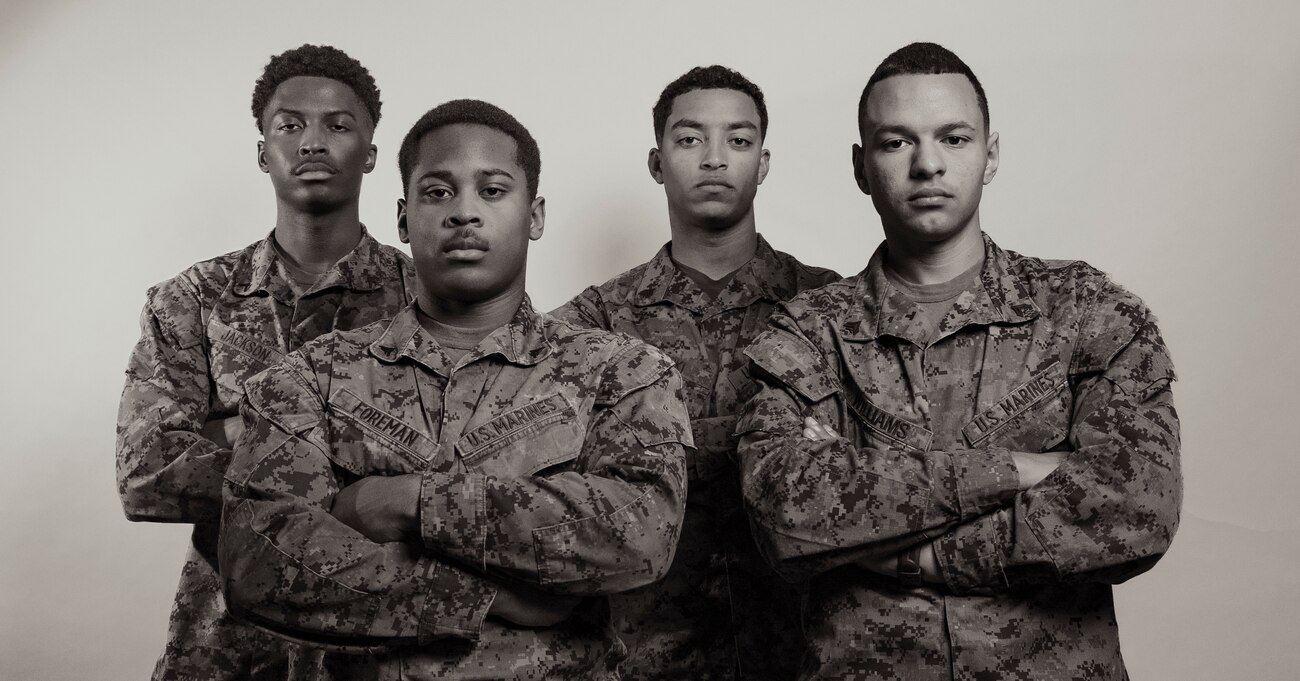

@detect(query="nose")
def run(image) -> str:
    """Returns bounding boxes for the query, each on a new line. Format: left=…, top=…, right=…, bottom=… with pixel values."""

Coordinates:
left=298, top=125, right=327, bottom=157
left=910, top=139, right=944, bottom=178
left=445, top=195, right=481, bottom=228
left=701, top=138, right=728, bottom=171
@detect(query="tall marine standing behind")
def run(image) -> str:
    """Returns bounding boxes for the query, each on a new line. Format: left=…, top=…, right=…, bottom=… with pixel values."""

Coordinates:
left=115, top=44, right=413, bottom=680
left=553, top=66, right=838, bottom=681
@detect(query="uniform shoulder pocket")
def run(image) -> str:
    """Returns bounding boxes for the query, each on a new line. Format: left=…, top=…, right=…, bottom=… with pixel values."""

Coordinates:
left=745, top=327, right=839, bottom=403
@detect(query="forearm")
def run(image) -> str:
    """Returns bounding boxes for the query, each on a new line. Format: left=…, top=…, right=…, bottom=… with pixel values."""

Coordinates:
left=418, top=442, right=687, bottom=594
left=116, top=308, right=228, bottom=523
left=738, top=400, right=1017, bottom=579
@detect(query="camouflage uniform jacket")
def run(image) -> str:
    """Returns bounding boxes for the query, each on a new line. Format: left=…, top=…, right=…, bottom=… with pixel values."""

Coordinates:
left=552, top=235, right=839, bottom=681
left=737, top=234, right=1181, bottom=681
left=116, top=229, right=415, bottom=680
left=219, top=298, right=691, bottom=681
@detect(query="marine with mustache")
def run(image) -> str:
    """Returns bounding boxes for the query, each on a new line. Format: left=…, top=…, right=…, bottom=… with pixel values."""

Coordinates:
left=552, top=66, right=838, bottom=681
left=115, top=44, right=411, bottom=680
left=219, top=99, right=691, bottom=680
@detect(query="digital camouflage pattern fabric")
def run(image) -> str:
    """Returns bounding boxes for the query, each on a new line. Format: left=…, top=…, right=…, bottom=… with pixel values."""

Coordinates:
left=737, top=234, right=1181, bottom=681
left=116, top=230, right=415, bottom=680
left=552, top=235, right=839, bottom=681
left=219, top=298, right=691, bottom=681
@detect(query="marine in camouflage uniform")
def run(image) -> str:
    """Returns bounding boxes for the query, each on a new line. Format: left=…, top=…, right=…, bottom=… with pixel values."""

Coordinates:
left=115, top=45, right=401, bottom=679
left=553, top=66, right=838, bottom=680
left=554, top=236, right=836, bottom=679
left=736, top=44, right=1181, bottom=680
left=220, top=297, right=689, bottom=680
left=220, top=100, right=691, bottom=680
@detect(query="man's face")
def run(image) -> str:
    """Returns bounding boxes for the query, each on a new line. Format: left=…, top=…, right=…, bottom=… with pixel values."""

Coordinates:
left=650, top=88, right=769, bottom=231
left=398, top=123, right=543, bottom=305
left=259, top=76, right=376, bottom=214
left=853, top=73, right=998, bottom=244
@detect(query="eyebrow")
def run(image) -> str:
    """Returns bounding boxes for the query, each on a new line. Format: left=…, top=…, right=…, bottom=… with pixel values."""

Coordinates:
left=415, top=168, right=517, bottom=183
left=872, top=121, right=978, bottom=137
left=270, top=108, right=357, bottom=119
left=669, top=118, right=759, bottom=132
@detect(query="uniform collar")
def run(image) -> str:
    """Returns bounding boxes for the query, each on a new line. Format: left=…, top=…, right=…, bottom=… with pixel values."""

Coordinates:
left=232, top=226, right=389, bottom=303
left=631, top=233, right=790, bottom=312
left=369, top=295, right=553, bottom=375
left=840, top=232, right=1040, bottom=344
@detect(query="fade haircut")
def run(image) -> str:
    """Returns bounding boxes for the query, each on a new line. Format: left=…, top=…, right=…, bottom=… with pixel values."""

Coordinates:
left=652, top=65, right=768, bottom=143
left=858, top=42, right=989, bottom=135
left=251, top=44, right=382, bottom=133
left=398, top=99, right=542, bottom=200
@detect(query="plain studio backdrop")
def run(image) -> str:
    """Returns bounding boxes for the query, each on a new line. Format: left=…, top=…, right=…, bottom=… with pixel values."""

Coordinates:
left=2, top=1, right=1297, bottom=679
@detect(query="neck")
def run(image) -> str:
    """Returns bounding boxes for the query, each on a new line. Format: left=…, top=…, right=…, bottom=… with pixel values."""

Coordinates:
left=667, top=211, right=758, bottom=279
left=272, top=202, right=364, bottom=273
left=882, top=220, right=985, bottom=286
left=418, top=282, right=526, bottom=332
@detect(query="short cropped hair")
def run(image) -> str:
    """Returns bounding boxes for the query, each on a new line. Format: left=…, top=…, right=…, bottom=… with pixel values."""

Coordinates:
left=652, top=65, right=768, bottom=143
left=397, top=99, right=542, bottom=200
left=858, top=42, right=989, bottom=133
left=251, top=44, right=382, bottom=132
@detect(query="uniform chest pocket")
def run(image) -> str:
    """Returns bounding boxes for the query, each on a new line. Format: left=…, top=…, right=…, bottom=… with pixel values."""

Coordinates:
left=455, top=394, right=584, bottom=478
left=326, top=389, right=435, bottom=476
left=963, top=364, right=1070, bottom=452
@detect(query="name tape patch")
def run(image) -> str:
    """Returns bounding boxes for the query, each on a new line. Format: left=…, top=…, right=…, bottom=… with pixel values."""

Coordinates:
left=211, top=320, right=283, bottom=367
left=331, top=389, right=430, bottom=459
left=844, top=381, right=931, bottom=452
left=964, top=361, right=1064, bottom=443
left=461, top=394, right=569, bottom=454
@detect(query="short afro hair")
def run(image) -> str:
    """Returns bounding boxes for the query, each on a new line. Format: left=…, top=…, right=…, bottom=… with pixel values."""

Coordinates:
left=251, top=44, right=381, bottom=133
left=398, top=99, right=542, bottom=200
left=858, top=42, right=989, bottom=135
left=652, top=65, right=768, bottom=144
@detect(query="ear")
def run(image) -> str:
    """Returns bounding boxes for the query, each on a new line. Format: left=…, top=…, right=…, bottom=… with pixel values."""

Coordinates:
left=647, top=148, right=665, bottom=185
left=756, top=148, right=771, bottom=185
left=851, top=143, right=870, bottom=195
left=257, top=140, right=269, bottom=173
left=396, top=198, right=409, bottom=243
left=982, top=131, right=1000, bottom=185
left=528, top=196, right=546, bottom=241
left=363, top=143, right=377, bottom=174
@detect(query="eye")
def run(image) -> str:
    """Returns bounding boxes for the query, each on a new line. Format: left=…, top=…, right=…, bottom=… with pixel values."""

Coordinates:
left=423, top=186, right=452, bottom=200
left=277, top=122, right=302, bottom=132
left=481, top=186, right=506, bottom=198
left=943, top=135, right=970, bottom=147
left=677, top=135, right=701, bottom=147
left=330, top=123, right=352, bottom=132
left=729, top=137, right=753, bottom=148
left=882, top=138, right=908, bottom=151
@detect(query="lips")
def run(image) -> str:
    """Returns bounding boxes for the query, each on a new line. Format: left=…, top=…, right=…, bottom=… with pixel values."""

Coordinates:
left=908, top=187, right=953, bottom=201
left=294, top=161, right=337, bottom=176
left=695, top=178, right=734, bottom=190
left=443, top=232, right=490, bottom=262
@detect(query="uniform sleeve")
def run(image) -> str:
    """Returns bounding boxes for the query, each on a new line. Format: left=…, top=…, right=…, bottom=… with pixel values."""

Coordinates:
left=736, top=312, right=1019, bottom=581
left=934, top=284, right=1181, bottom=594
left=219, top=355, right=498, bottom=650
left=116, top=278, right=227, bottom=523
left=548, top=287, right=611, bottom=330
left=417, top=344, right=690, bottom=595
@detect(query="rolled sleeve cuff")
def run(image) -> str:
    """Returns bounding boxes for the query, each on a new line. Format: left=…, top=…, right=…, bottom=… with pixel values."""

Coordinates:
left=419, top=470, right=487, bottom=569
left=949, top=447, right=1019, bottom=519
left=417, top=561, right=497, bottom=644
left=935, top=507, right=1012, bottom=594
